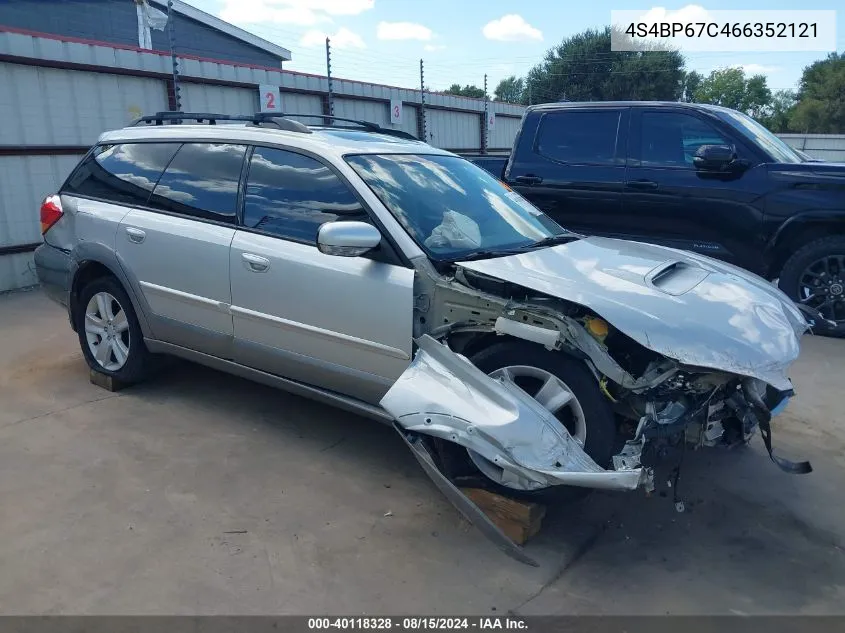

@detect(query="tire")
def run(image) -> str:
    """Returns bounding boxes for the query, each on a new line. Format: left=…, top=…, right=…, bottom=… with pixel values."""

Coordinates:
left=74, top=276, right=151, bottom=384
left=778, top=236, right=845, bottom=338
left=437, top=341, right=617, bottom=500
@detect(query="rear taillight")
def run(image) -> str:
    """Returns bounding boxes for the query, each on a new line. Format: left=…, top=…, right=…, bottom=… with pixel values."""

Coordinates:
left=40, top=194, right=63, bottom=235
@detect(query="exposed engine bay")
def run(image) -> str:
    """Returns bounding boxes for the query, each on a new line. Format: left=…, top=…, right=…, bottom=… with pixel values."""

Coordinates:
left=383, top=252, right=813, bottom=502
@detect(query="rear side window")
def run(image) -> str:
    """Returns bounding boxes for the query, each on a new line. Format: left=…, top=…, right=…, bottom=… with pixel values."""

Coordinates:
left=243, top=147, right=367, bottom=243
left=62, top=143, right=179, bottom=205
left=148, top=143, right=247, bottom=223
left=536, top=110, right=622, bottom=165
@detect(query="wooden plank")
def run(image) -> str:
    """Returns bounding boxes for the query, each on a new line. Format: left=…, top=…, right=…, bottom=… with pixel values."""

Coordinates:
left=493, top=514, right=544, bottom=545
left=89, top=369, right=127, bottom=392
left=460, top=487, right=546, bottom=525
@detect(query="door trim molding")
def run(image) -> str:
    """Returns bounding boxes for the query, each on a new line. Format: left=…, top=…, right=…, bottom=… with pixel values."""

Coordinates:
left=230, top=304, right=411, bottom=361
left=139, top=280, right=230, bottom=312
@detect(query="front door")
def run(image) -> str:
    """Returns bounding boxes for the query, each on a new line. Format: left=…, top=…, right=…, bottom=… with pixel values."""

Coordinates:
left=623, top=108, right=767, bottom=273
left=229, top=146, right=414, bottom=405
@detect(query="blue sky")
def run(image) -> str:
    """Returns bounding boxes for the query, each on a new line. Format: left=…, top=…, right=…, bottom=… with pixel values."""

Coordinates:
left=186, top=0, right=844, bottom=95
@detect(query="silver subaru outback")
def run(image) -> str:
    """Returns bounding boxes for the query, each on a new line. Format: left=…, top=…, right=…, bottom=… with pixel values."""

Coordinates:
left=35, top=112, right=811, bottom=557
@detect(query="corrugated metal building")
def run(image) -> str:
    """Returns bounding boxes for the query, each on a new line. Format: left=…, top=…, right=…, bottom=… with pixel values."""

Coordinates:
left=778, top=134, right=845, bottom=163
left=0, top=1, right=525, bottom=292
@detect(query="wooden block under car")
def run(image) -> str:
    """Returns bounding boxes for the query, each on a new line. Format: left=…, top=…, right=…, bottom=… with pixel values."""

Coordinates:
left=89, top=369, right=128, bottom=392
left=460, top=487, right=546, bottom=545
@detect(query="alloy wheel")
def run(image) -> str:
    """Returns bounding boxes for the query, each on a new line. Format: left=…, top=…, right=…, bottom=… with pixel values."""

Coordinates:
left=467, top=365, right=587, bottom=490
left=84, top=291, right=131, bottom=371
left=799, top=255, right=845, bottom=325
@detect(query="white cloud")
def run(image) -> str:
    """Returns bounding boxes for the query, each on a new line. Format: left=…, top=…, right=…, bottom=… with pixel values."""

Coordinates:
left=424, top=44, right=446, bottom=52
left=219, top=0, right=373, bottom=26
left=635, top=4, right=711, bottom=26
left=377, top=21, right=433, bottom=41
left=300, top=27, right=365, bottom=49
left=482, top=14, right=542, bottom=42
left=733, top=63, right=781, bottom=74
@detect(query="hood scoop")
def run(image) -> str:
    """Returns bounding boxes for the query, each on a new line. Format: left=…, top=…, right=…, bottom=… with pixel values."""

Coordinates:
left=645, top=260, right=709, bottom=296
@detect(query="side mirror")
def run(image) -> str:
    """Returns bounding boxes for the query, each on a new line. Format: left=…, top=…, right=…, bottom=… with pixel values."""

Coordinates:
left=693, top=144, right=736, bottom=171
left=317, top=221, right=381, bottom=257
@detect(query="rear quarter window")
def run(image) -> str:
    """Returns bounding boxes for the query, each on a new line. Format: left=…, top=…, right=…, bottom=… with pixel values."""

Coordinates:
left=62, top=143, right=180, bottom=206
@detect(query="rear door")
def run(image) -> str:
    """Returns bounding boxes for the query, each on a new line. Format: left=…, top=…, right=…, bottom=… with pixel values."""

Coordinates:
left=116, top=142, right=246, bottom=357
left=229, top=146, right=414, bottom=405
left=623, top=108, right=767, bottom=271
left=505, top=107, right=629, bottom=236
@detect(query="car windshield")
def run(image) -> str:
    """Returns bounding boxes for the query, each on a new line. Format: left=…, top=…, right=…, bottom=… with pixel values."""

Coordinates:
left=345, top=153, right=567, bottom=260
left=715, top=109, right=802, bottom=164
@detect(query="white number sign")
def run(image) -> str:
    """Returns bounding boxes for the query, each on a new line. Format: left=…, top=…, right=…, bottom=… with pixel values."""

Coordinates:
left=259, top=84, right=281, bottom=113
left=390, top=99, right=402, bottom=125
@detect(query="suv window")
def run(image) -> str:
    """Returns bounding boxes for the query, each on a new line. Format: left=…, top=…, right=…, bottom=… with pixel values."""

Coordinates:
left=641, top=111, right=731, bottom=167
left=536, top=110, right=621, bottom=165
left=243, top=147, right=367, bottom=243
left=62, top=143, right=179, bottom=205
left=148, top=143, right=246, bottom=222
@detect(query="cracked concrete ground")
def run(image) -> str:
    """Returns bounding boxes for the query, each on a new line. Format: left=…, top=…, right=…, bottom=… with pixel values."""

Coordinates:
left=0, top=289, right=843, bottom=614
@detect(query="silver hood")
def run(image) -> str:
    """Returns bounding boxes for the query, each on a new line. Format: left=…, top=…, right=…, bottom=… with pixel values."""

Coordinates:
left=458, top=236, right=808, bottom=391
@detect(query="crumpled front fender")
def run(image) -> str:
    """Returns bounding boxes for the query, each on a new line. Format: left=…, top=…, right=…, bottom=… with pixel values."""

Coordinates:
left=380, top=335, right=643, bottom=491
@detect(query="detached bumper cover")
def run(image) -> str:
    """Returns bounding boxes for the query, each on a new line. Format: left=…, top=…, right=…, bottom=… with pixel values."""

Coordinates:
left=380, top=335, right=643, bottom=492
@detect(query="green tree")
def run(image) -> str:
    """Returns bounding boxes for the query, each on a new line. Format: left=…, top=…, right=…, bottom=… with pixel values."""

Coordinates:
left=693, top=67, right=772, bottom=118
left=443, top=84, right=486, bottom=98
left=682, top=70, right=702, bottom=103
left=759, top=89, right=796, bottom=133
left=493, top=76, right=524, bottom=103
left=789, top=53, right=845, bottom=133
left=522, top=27, right=686, bottom=105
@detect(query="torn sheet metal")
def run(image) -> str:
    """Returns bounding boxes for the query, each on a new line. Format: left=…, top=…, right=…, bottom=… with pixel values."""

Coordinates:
left=394, top=426, right=539, bottom=567
left=458, top=236, right=807, bottom=391
left=381, top=335, right=643, bottom=491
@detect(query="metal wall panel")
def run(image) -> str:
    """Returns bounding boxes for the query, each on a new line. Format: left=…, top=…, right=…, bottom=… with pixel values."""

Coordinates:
left=489, top=116, right=522, bottom=151
left=426, top=109, right=481, bottom=150
left=280, top=92, right=323, bottom=125
left=180, top=82, right=257, bottom=114
left=0, top=63, right=168, bottom=146
left=779, top=134, right=845, bottom=162
left=0, top=252, right=38, bottom=292
left=0, top=154, right=82, bottom=248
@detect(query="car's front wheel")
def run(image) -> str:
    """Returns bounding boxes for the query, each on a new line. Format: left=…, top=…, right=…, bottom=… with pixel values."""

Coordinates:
left=454, top=341, right=617, bottom=498
left=74, top=276, right=151, bottom=384
left=779, top=236, right=845, bottom=338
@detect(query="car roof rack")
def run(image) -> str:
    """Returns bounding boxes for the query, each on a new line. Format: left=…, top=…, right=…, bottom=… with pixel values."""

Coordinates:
left=129, top=111, right=418, bottom=140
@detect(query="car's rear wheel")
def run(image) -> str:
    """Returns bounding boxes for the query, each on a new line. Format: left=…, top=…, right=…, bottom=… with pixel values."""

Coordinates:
left=439, top=341, right=617, bottom=500
left=779, top=236, right=845, bottom=338
left=75, top=276, right=151, bottom=383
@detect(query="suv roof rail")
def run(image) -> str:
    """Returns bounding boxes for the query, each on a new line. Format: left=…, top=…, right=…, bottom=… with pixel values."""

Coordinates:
left=129, top=111, right=418, bottom=140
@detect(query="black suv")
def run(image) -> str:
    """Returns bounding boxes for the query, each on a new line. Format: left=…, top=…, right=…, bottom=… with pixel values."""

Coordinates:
left=470, top=102, right=845, bottom=336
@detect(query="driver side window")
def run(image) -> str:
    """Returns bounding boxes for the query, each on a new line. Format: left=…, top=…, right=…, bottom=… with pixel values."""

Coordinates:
left=641, top=112, right=731, bottom=168
left=243, top=147, right=369, bottom=244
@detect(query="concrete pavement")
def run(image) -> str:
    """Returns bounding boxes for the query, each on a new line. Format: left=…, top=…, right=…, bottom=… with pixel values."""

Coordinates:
left=0, top=289, right=843, bottom=614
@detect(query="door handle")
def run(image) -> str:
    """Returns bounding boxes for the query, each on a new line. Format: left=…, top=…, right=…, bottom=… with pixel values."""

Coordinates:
left=514, top=175, right=543, bottom=185
left=125, top=227, right=146, bottom=243
left=241, top=252, right=270, bottom=273
left=626, top=179, right=659, bottom=190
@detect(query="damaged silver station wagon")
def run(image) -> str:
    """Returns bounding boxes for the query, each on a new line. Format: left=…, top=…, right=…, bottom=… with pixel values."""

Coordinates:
left=35, top=112, right=815, bottom=564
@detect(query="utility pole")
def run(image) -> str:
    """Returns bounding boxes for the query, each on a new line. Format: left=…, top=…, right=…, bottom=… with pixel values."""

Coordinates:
left=325, top=37, right=334, bottom=124
left=482, top=73, right=488, bottom=155
left=167, top=0, right=181, bottom=111
left=419, top=59, right=427, bottom=142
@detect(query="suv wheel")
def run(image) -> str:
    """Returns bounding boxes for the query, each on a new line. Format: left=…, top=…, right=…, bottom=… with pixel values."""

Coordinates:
left=439, top=341, right=617, bottom=499
left=75, top=276, right=151, bottom=383
left=779, top=236, right=845, bottom=338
